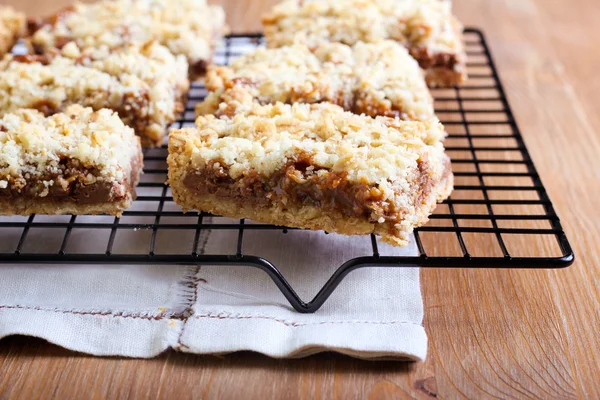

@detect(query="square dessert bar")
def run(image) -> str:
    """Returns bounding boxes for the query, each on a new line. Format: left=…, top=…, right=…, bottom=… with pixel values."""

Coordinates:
left=197, top=41, right=435, bottom=121
left=28, top=0, right=227, bottom=77
left=0, top=6, right=26, bottom=57
left=0, top=41, right=189, bottom=147
left=169, top=99, right=453, bottom=247
left=263, top=0, right=466, bottom=87
left=0, top=106, right=143, bottom=217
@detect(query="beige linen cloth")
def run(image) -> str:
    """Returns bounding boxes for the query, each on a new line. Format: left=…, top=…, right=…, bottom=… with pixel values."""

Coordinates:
left=0, top=214, right=426, bottom=360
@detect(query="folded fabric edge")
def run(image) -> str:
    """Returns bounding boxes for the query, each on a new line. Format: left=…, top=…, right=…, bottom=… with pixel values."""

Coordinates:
left=0, top=306, right=427, bottom=361
left=0, top=307, right=182, bottom=357
left=177, top=311, right=427, bottom=361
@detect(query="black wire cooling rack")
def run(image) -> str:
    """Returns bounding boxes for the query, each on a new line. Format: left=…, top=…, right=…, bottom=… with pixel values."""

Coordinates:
left=0, top=29, right=574, bottom=313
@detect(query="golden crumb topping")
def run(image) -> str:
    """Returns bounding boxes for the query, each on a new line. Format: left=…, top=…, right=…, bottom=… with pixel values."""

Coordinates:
left=30, top=0, right=226, bottom=65
left=73, top=41, right=188, bottom=88
left=172, top=101, right=447, bottom=196
left=0, top=6, right=26, bottom=55
left=263, top=0, right=461, bottom=54
left=202, top=41, right=434, bottom=120
left=0, top=106, right=141, bottom=188
left=0, top=41, right=189, bottom=142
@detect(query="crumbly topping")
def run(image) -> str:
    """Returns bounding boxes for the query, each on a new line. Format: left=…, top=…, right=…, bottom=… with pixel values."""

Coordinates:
left=0, top=6, right=26, bottom=55
left=201, top=41, right=434, bottom=121
left=263, top=0, right=462, bottom=54
left=0, top=106, right=141, bottom=187
left=171, top=100, right=447, bottom=199
left=30, top=0, right=226, bottom=65
left=0, top=41, right=189, bottom=143
left=74, top=41, right=189, bottom=88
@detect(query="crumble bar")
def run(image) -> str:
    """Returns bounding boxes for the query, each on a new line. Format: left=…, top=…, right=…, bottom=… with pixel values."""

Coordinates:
left=28, top=0, right=227, bottom=77
left=0, top=6, right=26, bottom=57
left=169, top=100, right=453, bottom=247
left=0, top=106, right=142, bottom=216
left=262, top=0, right=466, bottom=87
left=196, top=41, right=435, bottom=121
left=0, top=41, right=189, bottom=147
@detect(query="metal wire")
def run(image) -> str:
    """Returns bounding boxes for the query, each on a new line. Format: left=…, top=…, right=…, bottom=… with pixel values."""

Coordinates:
left=0, top=29, right=574, bottom=313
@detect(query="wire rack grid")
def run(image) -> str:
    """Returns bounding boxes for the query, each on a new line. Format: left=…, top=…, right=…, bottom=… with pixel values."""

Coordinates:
left=0, top=29, right=574, bottom=313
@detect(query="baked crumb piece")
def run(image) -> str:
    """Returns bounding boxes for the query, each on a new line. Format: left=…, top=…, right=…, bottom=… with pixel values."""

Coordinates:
left=262, top=0, right=466, bottom=87
left=0, top=6, right=26, bottom=57
left=0, top=41, right=189, bottom=147
left=0, top=106, right=143, bottom=216
left=169, top=98, right=453, bottom=247
left=28, top=0, right=227, bottom=77
left=197, top=41, right=435, bottom=121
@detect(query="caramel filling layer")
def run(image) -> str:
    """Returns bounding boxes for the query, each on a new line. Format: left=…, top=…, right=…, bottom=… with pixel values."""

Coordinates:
left=0, top=155, right=141, bottom=204
left=408, top=47, right=461, bottom=70
left=182, top=157, right=439, bottom=225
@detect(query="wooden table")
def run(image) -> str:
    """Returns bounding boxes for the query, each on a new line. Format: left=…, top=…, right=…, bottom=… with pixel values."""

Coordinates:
left=1, top=0, right=599, bottom=398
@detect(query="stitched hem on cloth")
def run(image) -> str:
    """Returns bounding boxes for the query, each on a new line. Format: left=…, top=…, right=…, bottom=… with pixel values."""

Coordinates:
left=192, top=312, right=423, bottom=328
left=0, top=305, right=421, bottom=327
left=174, top=266, right=202, bottom=351
left=0, top=265, right=201, bottom=324
left=0, top=265, right=202, bottom=321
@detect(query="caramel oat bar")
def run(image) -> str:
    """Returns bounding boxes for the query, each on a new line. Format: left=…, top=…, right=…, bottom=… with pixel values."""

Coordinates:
left=169, top=100, right=453, bottom=247
left=0, top=106, right=142, bottom=217
left=0, top=6, right=26, bottom=57
left=196, top=41, right=435, bottom=121
left=263, top=0, right=466, bottom=87
left=0, top=41, right=189, bottom=147
left=28, top=0, right=227, bottom=77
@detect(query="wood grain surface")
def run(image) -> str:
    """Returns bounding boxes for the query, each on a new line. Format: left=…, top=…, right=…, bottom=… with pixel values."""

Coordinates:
left=1, top=0, right=600, bottom=398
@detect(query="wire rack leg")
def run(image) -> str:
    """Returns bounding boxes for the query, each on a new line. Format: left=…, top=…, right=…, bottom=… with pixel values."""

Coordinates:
left=226, top=256, right=418, bottom=313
